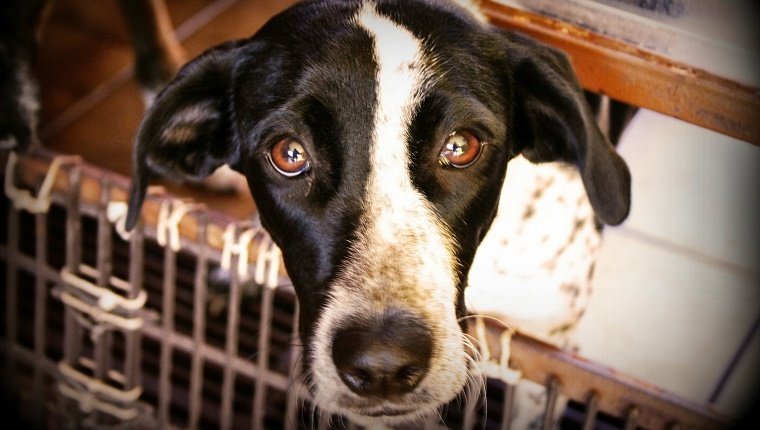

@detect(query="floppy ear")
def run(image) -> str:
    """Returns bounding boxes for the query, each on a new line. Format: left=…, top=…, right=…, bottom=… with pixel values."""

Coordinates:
left=126, top=41, right=243, bottom=230
left=505, top=32, right=631, bottom=225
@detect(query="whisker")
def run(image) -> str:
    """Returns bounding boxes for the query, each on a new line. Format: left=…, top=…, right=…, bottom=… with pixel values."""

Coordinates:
left=434, top=407, right=446, bottom=428
left=462, top=332, right=483, bottom=359
left=458, top=313, right=515, bottom=333
left=456, top=328, right=489, bottom=428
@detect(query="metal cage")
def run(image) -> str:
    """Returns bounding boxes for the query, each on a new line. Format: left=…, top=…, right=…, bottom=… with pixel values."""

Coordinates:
left=1, top=151, right=731, bottom=429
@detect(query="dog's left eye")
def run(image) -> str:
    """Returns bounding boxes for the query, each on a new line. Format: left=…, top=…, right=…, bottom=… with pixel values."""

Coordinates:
left=268, top=138, right=311, bottom=177
left=438, top=131, right=483, bottom=168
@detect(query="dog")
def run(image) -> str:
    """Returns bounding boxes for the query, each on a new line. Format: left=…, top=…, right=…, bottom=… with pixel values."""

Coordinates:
left=125, top=0, right=631, bottom=426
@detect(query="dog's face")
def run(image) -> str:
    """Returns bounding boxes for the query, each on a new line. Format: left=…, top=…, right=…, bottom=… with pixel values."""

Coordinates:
left=126, top=0, right=629, bottom=425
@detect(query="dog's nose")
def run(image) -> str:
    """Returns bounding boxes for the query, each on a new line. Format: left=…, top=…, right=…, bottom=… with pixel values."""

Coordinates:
left=331, top=310, right=433, bottom=399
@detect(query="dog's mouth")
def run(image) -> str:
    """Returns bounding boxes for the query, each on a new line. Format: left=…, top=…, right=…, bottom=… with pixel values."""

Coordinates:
left=360, top=405, right=419, bottom=417
left=337, top=398, right=442, bottom=425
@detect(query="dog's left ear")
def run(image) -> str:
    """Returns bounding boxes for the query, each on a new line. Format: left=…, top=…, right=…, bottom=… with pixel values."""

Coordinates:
left=504, top=32, right=631, bottom=225
left=125, top=41, right=243, bottom=230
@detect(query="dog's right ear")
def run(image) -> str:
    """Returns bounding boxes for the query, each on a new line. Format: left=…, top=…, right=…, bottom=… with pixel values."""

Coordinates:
left=500, top=31, right=631, bottom=226
left=126, top=41, right=243, bottom=230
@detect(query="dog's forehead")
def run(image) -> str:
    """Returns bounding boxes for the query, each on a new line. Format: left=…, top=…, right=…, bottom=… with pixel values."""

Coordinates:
left=252, top=0, right=489, bottom=83
left=283, top=2, right=496, bottom=134
left=235, top=1, right=501, bottom=130
left=235, top=2, right=498, bottom=166
left=237, top=1, right=508, bottom=254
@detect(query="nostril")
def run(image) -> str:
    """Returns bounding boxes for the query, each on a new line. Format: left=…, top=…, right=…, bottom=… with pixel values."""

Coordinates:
left=340, top=368, right=373, bottom=393
left=396, top=364, right=425, bottom=388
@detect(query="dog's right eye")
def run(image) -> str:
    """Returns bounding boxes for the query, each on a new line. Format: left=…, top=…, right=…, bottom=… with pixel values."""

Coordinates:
left=438, top=131, right=483, bottom=168
left=267, top=138, right=311, bottom=177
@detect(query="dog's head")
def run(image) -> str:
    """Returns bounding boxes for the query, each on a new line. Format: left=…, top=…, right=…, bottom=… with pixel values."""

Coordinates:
left=126, top=0, right=629, bottom=424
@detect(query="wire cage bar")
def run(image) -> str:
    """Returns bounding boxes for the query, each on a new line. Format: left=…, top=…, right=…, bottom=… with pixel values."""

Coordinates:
left=1, top=150, right=731, bottom=429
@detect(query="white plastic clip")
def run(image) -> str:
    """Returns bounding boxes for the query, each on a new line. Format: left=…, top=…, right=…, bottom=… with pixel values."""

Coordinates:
left=57, top=362, right=141, bottom=420
left=59, top=291, right=144, bottom=331
left=106, top=201, right=132, bottom=240
left=475, top=316, right=522, bottom=385
left=221, top=223, right=259, bottom=281
left=61, top=268, right=147, bottom=313
left=254, top=234, right=282, bottom=288
left=57, top=382, right=142, bottom=420
left=4, top=151, right=79, bottom=213
left=156, top=199, right=204, bottom=251
left=59, top=266, right=145, bottom=332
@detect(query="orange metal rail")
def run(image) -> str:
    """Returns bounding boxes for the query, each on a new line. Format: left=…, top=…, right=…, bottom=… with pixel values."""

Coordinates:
left=482, top=0, right=760, bottom=146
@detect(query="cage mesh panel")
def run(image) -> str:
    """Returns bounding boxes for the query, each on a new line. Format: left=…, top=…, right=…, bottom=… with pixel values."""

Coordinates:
left=0, top=152, right=732, bottom=429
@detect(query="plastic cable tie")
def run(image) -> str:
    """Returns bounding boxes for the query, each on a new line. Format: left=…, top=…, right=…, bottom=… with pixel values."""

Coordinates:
left=474, top=316, right=522, bottom=385
left=156, top=199, right=203, bottom=251
left=220, top=224, right=235, bottom=272
left=255, top=236, right=282, bottom=289
left=4, top=151, right=80, bottom=214
left=76, top=264, right=131, bottom=294
left=61, top=268, right=147, bottom=312
left=60, top=290, right=144, bottom=331
left=57, top=383, right=140, bottom=420
left=474, top=316, right=492, bottom=362
left=266, top=242, right=282, bottom=289
left=106, top=201, right=132, bottom=240
left=222, top=223, right=259, bottom=280
left=254, top=234, right=271, bottom=286
left=498, top=328, right=522, bottom=385
left=58, top=362, right=142, bottom=402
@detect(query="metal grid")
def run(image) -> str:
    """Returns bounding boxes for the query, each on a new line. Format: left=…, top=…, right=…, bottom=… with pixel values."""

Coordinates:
left=1, top=150, right=731, bottom=429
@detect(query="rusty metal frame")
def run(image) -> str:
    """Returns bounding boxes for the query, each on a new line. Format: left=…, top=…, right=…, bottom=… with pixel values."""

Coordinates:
left=481, top=0, right=760, bottom=145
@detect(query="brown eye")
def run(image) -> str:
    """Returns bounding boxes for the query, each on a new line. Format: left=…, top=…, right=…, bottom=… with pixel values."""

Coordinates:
left=439, top=131, right=482, bottom=168
left=268, top=138, right=310, bottom=177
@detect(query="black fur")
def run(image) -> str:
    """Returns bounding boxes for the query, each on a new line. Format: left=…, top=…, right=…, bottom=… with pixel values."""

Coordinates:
left=126, top=0, right=631, bottom=418
left=0, top=0, right=46, bottom=152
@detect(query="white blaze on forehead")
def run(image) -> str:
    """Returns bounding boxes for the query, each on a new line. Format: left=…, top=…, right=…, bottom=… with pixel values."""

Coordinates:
left=358, top=2, right=424, bottom=218
left=306, top=4, right=468, bottom=421
left=355, top=2, right=456, bottom=295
